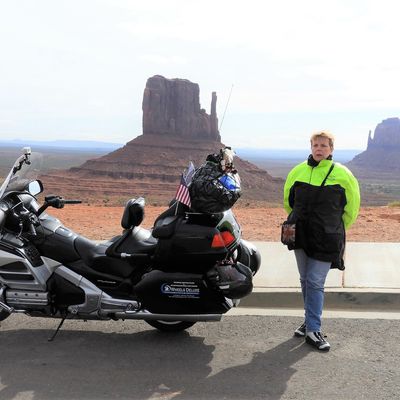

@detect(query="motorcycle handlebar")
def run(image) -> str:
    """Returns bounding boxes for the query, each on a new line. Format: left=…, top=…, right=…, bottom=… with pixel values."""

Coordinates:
left=63, top=200, right=82, bottom=204
left=38, top=197, right=82, bottom=215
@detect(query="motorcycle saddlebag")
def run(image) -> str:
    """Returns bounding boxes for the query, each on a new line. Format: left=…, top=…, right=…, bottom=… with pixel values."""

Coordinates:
left=206, top=261, right=253, bottom=299
left=134, top=270, right=228, bottom=314
left=153, top=218, right=228, bottom=273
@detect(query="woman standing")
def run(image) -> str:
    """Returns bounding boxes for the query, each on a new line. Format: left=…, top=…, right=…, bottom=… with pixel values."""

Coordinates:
left=283, top=131, right=360, bottom=351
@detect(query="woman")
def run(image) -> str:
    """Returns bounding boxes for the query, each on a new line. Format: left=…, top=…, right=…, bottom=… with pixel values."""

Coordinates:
left=283, top=131, right=360, bottom=351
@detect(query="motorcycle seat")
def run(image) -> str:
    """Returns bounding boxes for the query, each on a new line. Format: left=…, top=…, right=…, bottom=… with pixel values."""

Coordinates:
left=106, top=226, right=157, bottom=256
left=152, top=215, right=182, bottom=238
left=73, top=235, right=138, bottom=278
left=121, top=197, right=145, bottom=229
left=74, top=236, right=112, bottom=266
left=152, top=201, right=189, bottom=239
left=104, top=196, right=158, bottom=260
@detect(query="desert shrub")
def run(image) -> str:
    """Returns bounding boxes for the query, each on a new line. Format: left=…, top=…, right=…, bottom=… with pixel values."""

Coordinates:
left=388, top=201, right=400, bottom=207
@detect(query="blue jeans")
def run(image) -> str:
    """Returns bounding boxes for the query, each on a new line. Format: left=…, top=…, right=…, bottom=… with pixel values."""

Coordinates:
left=294, top=249, right=331, bottom=332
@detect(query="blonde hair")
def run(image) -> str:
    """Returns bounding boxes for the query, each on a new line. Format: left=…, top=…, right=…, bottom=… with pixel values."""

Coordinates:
left=310, top=130, right=335, bottom=149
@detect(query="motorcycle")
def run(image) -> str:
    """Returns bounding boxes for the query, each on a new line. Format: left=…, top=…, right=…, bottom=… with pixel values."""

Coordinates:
left=0, top=148, right=260, bottom=338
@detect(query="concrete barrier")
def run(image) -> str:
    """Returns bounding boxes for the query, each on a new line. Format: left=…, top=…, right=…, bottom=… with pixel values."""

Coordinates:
left=242, top=242, right=400, bottom=310
left=252, top=241, right=400, bottom=289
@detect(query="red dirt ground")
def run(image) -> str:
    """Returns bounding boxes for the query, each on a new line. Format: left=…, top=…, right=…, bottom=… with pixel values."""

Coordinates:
left=49, top=205, right=400, bottom=242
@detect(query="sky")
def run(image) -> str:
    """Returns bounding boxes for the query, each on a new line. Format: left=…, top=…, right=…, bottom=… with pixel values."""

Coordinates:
left=1, top=0, right=400, bottom=150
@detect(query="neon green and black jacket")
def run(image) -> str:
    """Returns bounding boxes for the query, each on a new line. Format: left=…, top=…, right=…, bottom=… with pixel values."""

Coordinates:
left=283, top=156, right=360, bottom=264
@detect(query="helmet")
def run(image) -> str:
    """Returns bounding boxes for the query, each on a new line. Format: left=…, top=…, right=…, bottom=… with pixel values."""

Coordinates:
left=206, top=261, right=253, bottom=299
left=218, top=173, right=240, bottom=191
left=189, top=162, right=241, bottom=214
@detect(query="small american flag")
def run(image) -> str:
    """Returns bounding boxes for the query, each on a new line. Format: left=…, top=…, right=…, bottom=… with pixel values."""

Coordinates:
left=184, top=161, right=195, bottom=185
left=175, top=174, right=191, bottom=207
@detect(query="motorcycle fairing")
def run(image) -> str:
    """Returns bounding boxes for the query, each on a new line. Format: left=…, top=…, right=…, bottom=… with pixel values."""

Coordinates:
left=0, top=246, right=54, bottom=291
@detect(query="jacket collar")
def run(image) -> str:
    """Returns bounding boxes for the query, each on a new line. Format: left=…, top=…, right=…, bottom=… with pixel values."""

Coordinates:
left=307, top=154, right=333, bottom=167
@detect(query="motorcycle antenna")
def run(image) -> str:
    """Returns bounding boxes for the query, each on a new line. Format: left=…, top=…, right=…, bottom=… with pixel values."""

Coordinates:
left=219, top=84, right=234, bottom=131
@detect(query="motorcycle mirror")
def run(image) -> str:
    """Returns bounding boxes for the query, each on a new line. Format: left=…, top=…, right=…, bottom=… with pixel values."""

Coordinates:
left=27, top=180, right=43, bottom=196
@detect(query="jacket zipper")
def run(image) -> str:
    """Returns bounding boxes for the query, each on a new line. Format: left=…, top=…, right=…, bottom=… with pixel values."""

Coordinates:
left=309, top=166, right=314, bottom=184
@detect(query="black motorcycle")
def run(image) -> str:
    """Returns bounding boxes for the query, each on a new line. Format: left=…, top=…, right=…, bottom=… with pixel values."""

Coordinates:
left=0, top=148, right=260, bottom=336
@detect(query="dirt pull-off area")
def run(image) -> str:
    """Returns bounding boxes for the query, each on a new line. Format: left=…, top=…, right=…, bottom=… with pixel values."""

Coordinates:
left=48, top=205, right=400, bottom=242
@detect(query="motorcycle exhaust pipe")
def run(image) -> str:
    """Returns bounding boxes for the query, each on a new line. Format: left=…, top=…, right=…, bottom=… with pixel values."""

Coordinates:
left=112, top=311, right=222, bottom=322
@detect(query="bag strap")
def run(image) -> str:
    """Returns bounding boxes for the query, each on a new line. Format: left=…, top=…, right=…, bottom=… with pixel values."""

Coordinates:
left=320, top=163, right=335, bottom=187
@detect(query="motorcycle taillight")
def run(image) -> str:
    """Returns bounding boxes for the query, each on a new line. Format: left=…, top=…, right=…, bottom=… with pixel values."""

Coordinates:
left=211, top=231, right=235, bottom=248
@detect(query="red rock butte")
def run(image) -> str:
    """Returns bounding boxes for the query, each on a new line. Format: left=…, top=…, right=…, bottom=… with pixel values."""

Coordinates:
left=347, top=117, right=400, bottom=172
left=41, top=75, right=282, bottom=204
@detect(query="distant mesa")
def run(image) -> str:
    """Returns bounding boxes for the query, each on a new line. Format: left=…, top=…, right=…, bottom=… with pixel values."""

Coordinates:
left=367, top=117, right=400, bottom=150
left=143, top=75, right=220, bottom=141
left=348, top=117, right=400, bottom=172
left=41, top=75, right=282, bottom=203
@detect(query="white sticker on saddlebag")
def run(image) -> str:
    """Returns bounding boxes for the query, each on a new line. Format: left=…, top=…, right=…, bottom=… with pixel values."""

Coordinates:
left=161, top=281, right=200, bottom=298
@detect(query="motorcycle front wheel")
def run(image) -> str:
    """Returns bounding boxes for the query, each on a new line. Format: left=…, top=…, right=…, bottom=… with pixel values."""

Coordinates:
left=145, top=320, right=196, bottom=332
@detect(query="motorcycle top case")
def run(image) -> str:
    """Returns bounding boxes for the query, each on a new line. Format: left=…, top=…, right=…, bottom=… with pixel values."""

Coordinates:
left=134, top=270, right=228, bottom=314
left=153, top=216, right=228, bottom=272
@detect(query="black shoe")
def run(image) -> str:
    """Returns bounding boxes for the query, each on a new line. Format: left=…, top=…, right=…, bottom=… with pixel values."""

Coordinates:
left=294, top=322, right=306, bottom=337
left=305, top=331, right=330, bottom=352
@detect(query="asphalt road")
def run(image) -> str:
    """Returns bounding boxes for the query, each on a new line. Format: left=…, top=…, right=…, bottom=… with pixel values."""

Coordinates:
left=0, top=314, right=399, bottom=400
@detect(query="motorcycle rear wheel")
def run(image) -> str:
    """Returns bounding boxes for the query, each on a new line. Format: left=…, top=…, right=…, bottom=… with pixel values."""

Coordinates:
left=146, top=320, right=195, bottom=332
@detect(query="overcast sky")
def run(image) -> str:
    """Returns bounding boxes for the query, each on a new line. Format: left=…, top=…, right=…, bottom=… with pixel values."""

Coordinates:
left=1, top=0, right=400, bottom=149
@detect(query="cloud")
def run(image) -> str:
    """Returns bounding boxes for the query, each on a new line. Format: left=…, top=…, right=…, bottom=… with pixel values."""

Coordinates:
left=2, top=0, right=400, bottom=148
left=138, top=54, right=187, bottom=65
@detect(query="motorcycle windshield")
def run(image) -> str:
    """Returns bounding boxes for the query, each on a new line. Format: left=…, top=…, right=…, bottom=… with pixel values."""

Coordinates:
left=0, top=152, right=43, bottom=199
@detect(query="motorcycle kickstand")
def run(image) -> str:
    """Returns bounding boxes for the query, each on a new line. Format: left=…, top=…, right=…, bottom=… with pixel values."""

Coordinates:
left=48, top=316, right=67, bottom=342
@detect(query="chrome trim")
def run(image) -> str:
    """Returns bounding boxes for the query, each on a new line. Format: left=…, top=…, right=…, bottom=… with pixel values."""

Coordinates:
left=0, top=250, right=25, bottom=267
left=224, top=297, right=234, bottom=308
left=6, top=290, right=49, bottom=306
left=0, top=249, right=53, bottom=291
left=0, top=286, right=13, bottom=313
left=99, top=297, right=140, bottom=315
left=56, top=267, right=103, bottom=315
left=112, top=311, right=222, bottom=322
left=56, top=267, right=141, bottom=317
left=0, top=299, right=13, bottom=313
left=0, top=285, right=6, bottom=300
